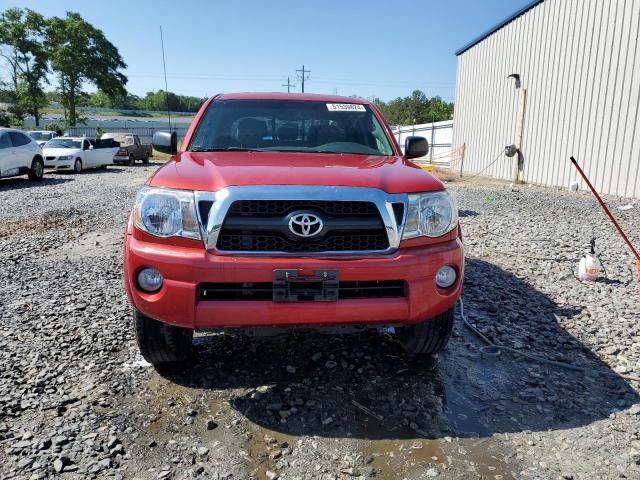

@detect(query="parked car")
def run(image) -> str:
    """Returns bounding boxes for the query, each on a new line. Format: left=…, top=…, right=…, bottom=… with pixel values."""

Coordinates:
left=101, top=133, right=152, bottom=165
left=27, top=130, right=57, bottom=147
left=42, top=137, right=119, bottom=173
left=0, top=128, right=44, bottom=181
left=124, top=93, right=463, bottom=366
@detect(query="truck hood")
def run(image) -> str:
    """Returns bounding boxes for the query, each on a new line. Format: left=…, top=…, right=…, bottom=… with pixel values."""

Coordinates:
left=148, top=151, right=444, bottom=194
left=42, top=147, right=81, bottom=157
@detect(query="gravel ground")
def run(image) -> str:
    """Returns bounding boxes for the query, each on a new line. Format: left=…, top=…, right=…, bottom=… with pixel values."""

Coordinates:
left=0, top=164, right=639, bottom=480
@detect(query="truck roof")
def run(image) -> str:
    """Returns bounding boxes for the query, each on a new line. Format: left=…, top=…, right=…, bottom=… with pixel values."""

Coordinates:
left=215, top=92, right=371, bottom=104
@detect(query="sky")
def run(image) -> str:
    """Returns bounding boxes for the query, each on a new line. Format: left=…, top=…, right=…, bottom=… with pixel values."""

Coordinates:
left=5, top=0, right=532, bottom=102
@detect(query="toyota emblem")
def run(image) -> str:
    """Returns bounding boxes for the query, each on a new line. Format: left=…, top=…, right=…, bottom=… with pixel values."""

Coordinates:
left=289, top=212, right=324, bottom=238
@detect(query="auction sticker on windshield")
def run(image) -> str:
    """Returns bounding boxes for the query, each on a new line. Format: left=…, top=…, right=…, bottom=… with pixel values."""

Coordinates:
left=326, top=103, right=366, bottom=112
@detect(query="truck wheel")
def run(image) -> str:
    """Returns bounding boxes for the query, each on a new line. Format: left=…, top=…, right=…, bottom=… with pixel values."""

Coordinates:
left=396, top=307, right=455, bottom=355
left=73, top=158, right=82, bottom=174
left=143, top=152, right=150, bottom=164
left=28, top=157, right=44, bottom=181
left=134, top=309, right=193, bottom=365
left=128, top=154, right=135, bottom=166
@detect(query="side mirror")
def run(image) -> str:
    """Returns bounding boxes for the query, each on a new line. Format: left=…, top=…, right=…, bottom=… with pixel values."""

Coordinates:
left=405, top=136, right=428, bottom=158
left=153, top=131, right=177, bottom=155
left=89, top=144, right=94, bottom=150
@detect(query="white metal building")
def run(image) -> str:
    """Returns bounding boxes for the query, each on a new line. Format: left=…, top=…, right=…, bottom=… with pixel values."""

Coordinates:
left=452, top=0, right=640, bottom=198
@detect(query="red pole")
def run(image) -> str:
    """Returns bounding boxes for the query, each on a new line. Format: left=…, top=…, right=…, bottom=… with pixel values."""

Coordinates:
left=570, top=156, right=640, bottom=261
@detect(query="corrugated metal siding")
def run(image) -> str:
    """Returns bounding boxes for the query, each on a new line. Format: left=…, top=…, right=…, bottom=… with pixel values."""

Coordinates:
left=452, top=0, right=640, bottom=198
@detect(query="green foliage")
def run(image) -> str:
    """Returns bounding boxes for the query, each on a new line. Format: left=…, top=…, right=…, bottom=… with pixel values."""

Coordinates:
left=46, top=12, right=127, bottom=126
left=0, top=8, right=49, bottom=126
left=0, top=110, right=12, bottom=127
left=373, top=90, right=454, bottom=126
left=137, top=90, right=206, bottom=113
left=80, top=89, right=206, bottom=113
left=43, top=122, right=64, bottom=132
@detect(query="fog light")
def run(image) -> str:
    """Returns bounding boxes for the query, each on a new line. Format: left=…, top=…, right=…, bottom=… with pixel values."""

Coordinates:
left=137, top=267, right=163, bottom=292
left=436, top=265, right=457, bottom=289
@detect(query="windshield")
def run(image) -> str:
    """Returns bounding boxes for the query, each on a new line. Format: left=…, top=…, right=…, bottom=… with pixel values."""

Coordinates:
left=102, top=133, right=127, bottom=143
left=28, top=131, right=51, bottom=141
left=189, top=99, right=394, bottom=156
left=46, top=138, right=81, bottom=149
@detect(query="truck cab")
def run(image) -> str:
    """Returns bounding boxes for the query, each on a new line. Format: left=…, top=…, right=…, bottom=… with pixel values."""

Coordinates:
left=124, top=93, right=463, bottom=366
left=102, top=133, right=152, bottom=165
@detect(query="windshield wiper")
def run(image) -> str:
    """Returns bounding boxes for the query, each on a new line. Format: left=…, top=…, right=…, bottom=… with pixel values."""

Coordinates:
left=189, top=146, right=269, bottom=152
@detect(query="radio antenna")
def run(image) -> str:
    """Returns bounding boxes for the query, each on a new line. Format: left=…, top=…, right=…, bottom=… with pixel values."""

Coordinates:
left=160, top=25, right=172, bottom=133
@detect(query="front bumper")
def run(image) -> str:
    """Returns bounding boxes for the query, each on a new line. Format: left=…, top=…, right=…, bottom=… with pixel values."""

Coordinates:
left=43, top=158, right=73, bottom=169
left=124, top=231, right=464, bottom=330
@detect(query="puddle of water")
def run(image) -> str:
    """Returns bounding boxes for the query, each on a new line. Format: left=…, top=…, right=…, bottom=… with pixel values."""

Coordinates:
left=243, top=424, right=301, bottom=480
left=443, top=383, right=491, bottom=437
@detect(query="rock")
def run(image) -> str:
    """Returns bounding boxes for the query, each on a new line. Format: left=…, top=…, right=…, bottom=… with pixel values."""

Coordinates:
left=630, top=439, right=640, bottom=464
left=107, top=435, right=119, bottom=448
left=206, top=419, right=218, bottom=430
left=197, top=446, right=209, bottom=457
left=265, top=470, right=279, bottom=480
left=426, top=467, right=439, bottom=477
left=286, top=365, right=296, bottom=374
left=325, top=361, right=337, bottom=369
left=53, top=457, right=69, bottom=473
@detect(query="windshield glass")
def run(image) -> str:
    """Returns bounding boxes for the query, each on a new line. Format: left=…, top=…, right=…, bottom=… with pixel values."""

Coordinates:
left=102, top=133, right=126, bottom=143
left=28, top=131, right=51, bottom=141
left=189, top=99, right=394, bottom=156
left=46, top=138, right=81, bottom=149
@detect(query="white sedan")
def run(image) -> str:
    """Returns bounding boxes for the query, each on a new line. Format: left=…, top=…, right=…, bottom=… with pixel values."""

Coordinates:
left=0, top=128, right=44, bottom=181
left=42, top=137, right=119, bottom=173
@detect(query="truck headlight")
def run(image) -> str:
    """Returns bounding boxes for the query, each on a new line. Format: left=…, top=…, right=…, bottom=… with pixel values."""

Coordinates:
left=134, top=186, right=201, bottom=240
left=402, top=191, right=457, bottom=239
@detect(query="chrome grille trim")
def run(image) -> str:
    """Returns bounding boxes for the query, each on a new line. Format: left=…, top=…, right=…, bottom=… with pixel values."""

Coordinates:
left=194, top=186, right=408, bottom=257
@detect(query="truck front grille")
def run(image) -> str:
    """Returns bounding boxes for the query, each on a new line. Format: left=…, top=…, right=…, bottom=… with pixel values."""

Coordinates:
left=218, top=233, right=388, bottom=252
left=229, top=200, right=379, bottom=217
left=216, top=200, right=389, bottom=253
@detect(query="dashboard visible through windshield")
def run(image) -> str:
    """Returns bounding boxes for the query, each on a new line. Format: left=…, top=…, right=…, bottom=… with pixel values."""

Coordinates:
left=188, top=99, right=394, bottom=156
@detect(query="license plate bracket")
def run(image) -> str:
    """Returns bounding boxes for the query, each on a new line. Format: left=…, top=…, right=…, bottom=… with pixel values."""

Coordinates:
left=273, top=269, right=339, bottom=302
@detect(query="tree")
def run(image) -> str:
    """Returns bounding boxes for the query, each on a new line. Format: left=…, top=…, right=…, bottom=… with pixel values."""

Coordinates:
left=46, top=12, right=127, bottom=126
left=137, top=90, right=206, bottom=113
left=0, top=8, right=49, bottom=126
left=373, top=90, right=454, bottom=126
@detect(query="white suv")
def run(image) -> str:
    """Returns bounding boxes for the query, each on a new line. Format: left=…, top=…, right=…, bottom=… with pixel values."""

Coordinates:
left=0, top=128, right=44, bottom=181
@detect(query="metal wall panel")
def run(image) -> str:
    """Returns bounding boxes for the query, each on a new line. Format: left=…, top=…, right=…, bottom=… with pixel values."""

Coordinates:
left=452, top=0, right=640, bottom=198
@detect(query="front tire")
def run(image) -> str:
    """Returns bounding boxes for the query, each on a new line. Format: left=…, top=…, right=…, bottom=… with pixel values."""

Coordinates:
left=73, top=158, right=82, bottom=174
left=396, top=307, right=455, bottom=355
left=134, top=310, right=193, bottom=365
left=28, top=157, right=44, bottom=181
left=128, top=154, right=135, bottom=166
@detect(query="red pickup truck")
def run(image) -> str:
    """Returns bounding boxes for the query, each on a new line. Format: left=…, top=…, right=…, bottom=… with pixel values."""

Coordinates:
left=124, top=93, right=463, bottom=366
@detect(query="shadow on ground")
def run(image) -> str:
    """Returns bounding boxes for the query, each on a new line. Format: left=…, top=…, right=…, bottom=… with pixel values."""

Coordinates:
left=156, top=258, right=638, bottom=440
left=0, top=176, right=73, bottom=190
